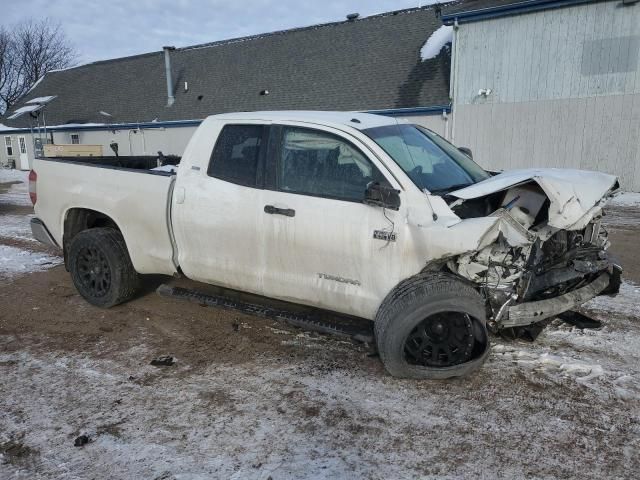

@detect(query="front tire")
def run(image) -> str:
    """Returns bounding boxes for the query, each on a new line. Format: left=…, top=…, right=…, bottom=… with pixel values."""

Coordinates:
left=68, top=228, right=140, bottom=308
left=375, top=272, right=490, bottom=379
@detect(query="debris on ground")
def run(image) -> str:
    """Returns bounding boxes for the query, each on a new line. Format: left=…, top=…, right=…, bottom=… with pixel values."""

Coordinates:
left=0, top=439, right=33, bottom=459
left=73, top=435, right=90, bottom=447
left=150, top=356, right=175, bottom=367
left=558, top=311, right=603, bottom=329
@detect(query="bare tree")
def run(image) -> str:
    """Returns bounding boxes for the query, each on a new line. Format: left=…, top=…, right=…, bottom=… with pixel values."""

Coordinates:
left=0, top=19, right=77, bottom=115
left=0, top=27, right=13, bottom=114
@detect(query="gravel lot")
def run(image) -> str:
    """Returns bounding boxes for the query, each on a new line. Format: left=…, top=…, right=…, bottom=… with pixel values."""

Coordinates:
left=1, top=170, right=639, bottom=479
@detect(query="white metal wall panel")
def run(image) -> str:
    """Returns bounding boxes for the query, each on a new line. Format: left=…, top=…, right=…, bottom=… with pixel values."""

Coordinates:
left=452, top=1, right=640, bottom=190
left=456, top=1, right=640, bottom=105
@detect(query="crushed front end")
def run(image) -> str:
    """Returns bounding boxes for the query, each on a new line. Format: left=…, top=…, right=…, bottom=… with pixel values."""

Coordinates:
left=442, top=170, right=621, bottom=333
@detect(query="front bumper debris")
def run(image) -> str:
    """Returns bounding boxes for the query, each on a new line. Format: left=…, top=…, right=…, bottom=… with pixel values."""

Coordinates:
left=503, top=270, right=613, bottom=328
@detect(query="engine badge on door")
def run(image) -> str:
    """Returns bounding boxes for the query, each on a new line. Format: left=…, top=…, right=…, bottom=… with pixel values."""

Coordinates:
left=373, top=230, right=397, bottom=242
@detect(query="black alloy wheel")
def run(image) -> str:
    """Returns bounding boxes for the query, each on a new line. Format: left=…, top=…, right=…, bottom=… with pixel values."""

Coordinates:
left=76, top=246, right=112, bottom=298
left=403, top=312, right=475, bottom=367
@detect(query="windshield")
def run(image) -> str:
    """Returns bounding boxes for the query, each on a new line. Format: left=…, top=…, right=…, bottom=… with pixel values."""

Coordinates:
left=362, top=124, right=489, bottom=194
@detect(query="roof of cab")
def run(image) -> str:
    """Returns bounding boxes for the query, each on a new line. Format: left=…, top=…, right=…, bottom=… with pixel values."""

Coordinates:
left=207, top=110, right=402, bottom=130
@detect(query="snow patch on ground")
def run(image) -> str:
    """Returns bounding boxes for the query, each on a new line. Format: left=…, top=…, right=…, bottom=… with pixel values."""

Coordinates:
left=0, top=169, right=29, bottom=183
left=420, top=25, right=453, bottom=61
left=585, top=280, right=640, bottom=316
left=0, top=214, right=35, bottom=240
left=1, top=335, right=638, bottom=480
left=0, top=169, right=31, bottom=206
left=0, top=245, right=62, bottom=279
left=608, top=191, right=640, bottom=207
left=490, top=280, right=640, bottom=401
left=0, top=169, right=61, bottom=279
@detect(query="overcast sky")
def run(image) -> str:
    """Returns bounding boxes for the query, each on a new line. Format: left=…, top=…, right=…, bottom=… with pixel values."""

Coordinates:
left=1, top=1, right=431, bottom=64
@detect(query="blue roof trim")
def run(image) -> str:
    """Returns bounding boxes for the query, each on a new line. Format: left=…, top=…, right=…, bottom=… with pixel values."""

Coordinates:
left=441, top=0, right=602, bottom=25
left=365, top=105, right=451, bottom=116
left=0, top=119, right=203, bottom=134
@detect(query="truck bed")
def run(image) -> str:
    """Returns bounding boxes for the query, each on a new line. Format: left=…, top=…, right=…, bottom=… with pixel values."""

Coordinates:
left=32, top=156, right=179, bottom=276
left=42, top=155, right=181, bottom=173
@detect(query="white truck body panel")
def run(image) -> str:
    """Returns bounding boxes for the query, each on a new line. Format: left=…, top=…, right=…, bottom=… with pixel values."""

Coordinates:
left=31, top=111, right=619, bottom=323
left=32, top=159, right=177, bottom=275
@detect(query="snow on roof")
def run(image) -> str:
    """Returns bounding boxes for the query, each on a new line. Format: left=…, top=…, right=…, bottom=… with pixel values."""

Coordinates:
left=0, top=121, right=108, bottom=133
left=23, top=75, right=45, bottom=96
left=420, top=25, right=453, bottom=61
left=7, top=104, right=43, bottom=120
left=51, top=122, right=106, bottom=129
left=27, top=96, right=57, bottom=104
left=11, top=104, right=42, bottom=114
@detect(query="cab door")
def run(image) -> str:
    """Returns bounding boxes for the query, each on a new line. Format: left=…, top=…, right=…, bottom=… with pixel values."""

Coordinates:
left=171, top=123, right=269, bottom=295
left=260, top=124, right=403, bottom=320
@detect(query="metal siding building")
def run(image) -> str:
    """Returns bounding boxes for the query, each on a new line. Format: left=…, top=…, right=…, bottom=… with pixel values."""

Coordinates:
left=445, top=0, right=640, bottom=190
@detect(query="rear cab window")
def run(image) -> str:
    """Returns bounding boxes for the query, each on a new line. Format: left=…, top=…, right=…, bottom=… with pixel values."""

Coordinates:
left=208, top=124, right=267, bottom=188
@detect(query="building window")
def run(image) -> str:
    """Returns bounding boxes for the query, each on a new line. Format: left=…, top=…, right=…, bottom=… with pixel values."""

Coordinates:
left=19, top=137, right=27, bottom=155
left=70, top=133, right=80, bottom=145
left=4, top=136, right=13, bottom=157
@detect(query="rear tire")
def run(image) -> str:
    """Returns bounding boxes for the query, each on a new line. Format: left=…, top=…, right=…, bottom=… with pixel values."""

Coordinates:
left=375, top=272, right=490, bottom=379
left=68, top=228, right=140, bottom=308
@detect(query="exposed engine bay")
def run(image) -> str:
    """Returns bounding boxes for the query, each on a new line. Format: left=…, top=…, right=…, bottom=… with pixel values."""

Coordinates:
left=441, top=170, right=621, bottom=333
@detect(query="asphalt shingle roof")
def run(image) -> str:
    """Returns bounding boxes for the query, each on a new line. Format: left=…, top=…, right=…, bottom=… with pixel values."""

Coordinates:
left=2, top=5, right=452, bottom=128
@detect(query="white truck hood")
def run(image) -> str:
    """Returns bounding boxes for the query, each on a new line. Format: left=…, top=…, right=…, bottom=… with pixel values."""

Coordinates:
left=449, top=168, right=619, bottom=229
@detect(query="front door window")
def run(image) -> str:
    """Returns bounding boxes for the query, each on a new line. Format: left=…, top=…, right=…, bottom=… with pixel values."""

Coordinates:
left=276, top=127, right=389, bottom=203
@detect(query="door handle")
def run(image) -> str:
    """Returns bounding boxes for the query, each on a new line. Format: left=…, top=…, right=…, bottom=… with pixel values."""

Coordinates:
left=264, top=205, right=295, bottom=217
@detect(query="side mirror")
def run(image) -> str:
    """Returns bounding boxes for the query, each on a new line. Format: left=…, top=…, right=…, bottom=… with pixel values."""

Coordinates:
left=364, top=182, right=401, bottom=210
left=458, top=147, right=473, bottom=159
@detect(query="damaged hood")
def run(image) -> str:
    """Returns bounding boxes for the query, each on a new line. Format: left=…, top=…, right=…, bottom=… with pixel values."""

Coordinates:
left=449, top=168, right=618, bottom=229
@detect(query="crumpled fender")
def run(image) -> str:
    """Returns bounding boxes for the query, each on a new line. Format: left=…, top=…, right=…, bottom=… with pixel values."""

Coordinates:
left=411, top=212, right=532, bottom=263
left=449, top=168, right=618, bottom=230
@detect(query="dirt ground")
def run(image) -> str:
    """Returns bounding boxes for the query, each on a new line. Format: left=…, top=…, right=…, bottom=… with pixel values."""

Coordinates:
left=1, top=174, right=640, bottom=479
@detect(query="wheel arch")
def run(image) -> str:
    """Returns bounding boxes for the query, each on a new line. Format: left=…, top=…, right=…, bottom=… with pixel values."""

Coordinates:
left=374, top=270, right=490, bottom=379
left=62, top=207, right=126, bottom=268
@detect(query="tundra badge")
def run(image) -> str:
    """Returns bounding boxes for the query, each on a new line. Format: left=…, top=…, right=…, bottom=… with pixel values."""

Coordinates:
left=318, top=273, right=361, bottom=286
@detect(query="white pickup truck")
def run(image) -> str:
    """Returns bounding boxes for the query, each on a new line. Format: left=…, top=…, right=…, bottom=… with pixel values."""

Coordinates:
left=30, top=111, right=621, bottom=379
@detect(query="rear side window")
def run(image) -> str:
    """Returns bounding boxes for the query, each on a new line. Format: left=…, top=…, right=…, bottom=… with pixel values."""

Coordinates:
left=208, top=125, right=264, bottom=187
